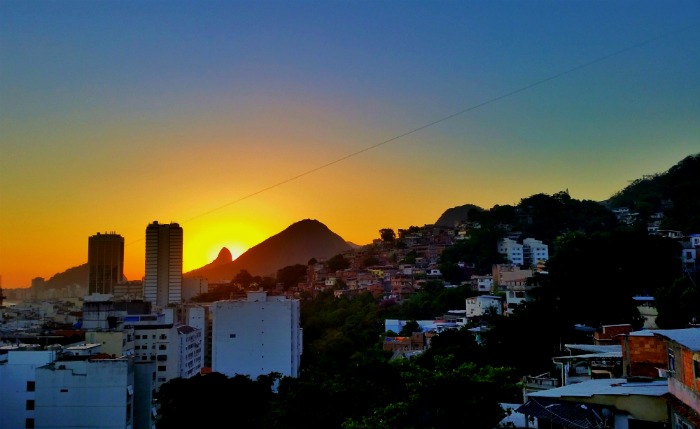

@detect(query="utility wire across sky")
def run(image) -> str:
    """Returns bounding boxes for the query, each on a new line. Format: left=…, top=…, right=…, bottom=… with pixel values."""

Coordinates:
left=126, top=22, right=699, bottom=247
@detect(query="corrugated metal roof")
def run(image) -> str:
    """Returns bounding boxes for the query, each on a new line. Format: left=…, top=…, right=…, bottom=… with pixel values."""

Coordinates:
left=628, top=330, right=656, bottom=337
left=552, top=352, right=621, bottom=360
left=527, top=378, right=668, bottom=399
left=564, top=344, right=622, bottom=354
left=516, top=397, right=600, bottom=429
left=652, top=328, right=700, bottom=351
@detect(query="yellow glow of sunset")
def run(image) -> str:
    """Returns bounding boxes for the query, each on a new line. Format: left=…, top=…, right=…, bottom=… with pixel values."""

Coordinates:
left=1, top=1, right=698, bottom=289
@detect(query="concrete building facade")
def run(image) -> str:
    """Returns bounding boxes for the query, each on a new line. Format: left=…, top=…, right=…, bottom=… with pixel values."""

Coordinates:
left=144, top=221, right=183, bottom=307
left=212, top=291, right=302, bottom=379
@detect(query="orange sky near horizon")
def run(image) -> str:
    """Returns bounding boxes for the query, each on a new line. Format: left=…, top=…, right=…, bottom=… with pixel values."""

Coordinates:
left=1, top=1, right=698, bottom=289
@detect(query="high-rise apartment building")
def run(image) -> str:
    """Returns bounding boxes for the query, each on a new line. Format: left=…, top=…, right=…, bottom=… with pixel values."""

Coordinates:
left=144, top=221, right=183, bottom=307
left=88, top=232, right=124, bottom=296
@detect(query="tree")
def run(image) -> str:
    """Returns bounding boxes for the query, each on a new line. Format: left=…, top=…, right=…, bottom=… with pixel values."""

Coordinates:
left=277, top=264, right=308, bottom=290
left=399, top=320, right=420, bottom=336
left=233, top=269, right=254, bottom=289
left=362, top=254, right=380, bottom=268
left=342, top=357, right=518, bottom=429
left=327, top=254, right=351, bottom=272
left=400, top=250, right=417, bottom=265
left=543, top=230, right=681, bottom=330
left=655, top=273, right=700, bottom=328
left=155, top=372, right=278, bottom=429
left=380, top=228, right=396, bottom=242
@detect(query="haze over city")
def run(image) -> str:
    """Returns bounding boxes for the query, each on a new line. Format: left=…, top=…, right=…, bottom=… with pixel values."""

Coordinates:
left=1, top=0, right=698, bottom=288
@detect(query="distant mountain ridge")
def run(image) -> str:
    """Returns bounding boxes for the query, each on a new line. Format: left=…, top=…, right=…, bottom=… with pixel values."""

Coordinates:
left=30, top=152, right=699, bottom=290
left=183, top=219, right=353, bottom=282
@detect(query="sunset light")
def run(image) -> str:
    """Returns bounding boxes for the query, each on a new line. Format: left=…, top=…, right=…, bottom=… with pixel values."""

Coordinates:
left=0, top=1, right=698, bottom=288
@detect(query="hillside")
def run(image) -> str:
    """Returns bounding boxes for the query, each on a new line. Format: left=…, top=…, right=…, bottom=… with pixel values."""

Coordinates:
left=606, top=153, right=700, bottom=233
left=434, top=204, right=484, bottom=227
left=184, top=219, right=353, bottom=282
left=28, top=152, right=700, bottom=291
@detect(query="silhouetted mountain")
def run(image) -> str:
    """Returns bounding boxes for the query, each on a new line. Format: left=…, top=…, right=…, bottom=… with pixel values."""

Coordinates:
left=184, top=219, right=353, bottom=282
left=45, top=263, right=88, bottom=291
left=36, top=152, right=699, bottom=290
left=434, top=204, right=484, bottom=227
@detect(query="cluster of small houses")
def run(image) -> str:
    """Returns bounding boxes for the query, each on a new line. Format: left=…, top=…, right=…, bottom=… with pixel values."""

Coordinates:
left=382, top=319, right=700, bottom=429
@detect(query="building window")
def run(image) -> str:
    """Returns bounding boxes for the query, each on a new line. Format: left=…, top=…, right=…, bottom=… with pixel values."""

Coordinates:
left=26, top=400, right=35, bottom=410
left=158, top=365, right=166, bottom=372
left=674, top=413, right=694, bottom=429
left=669, top=348, right=676, bottom=373
left=25, top=418, right=35, bottom=429
left=26, top=381, right=35, bottom=392
left=694, top=359, right=700, bottom=379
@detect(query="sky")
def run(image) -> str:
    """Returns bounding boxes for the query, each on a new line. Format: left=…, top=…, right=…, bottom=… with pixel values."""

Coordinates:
left=1, top=0, right=699, bottom=288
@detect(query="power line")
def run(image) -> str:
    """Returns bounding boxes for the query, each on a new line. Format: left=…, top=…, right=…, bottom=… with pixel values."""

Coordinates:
left=126, top=22, right=699, bottom=246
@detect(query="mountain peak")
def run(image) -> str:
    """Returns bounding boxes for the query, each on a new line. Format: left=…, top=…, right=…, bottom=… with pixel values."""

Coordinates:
left=214, top=247, right=233, bottom=264
left=184, top=219, right=352, bottom=282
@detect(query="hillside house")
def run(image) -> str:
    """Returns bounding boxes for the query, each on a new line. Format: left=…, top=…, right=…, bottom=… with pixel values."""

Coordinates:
left=653, top=328, right=700, bottom=429
left=465, top=295, right=502, bottom=318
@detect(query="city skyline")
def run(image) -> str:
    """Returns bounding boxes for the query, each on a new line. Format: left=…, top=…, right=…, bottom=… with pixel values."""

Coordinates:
left=1, top=0, right=699, bottom=288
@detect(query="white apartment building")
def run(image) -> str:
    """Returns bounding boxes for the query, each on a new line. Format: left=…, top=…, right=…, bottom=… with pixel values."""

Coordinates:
left=81, top=297, right=203, bottom=391
left=35, top=354, right=135, bottom=429
left=503, top=278, right=538, bottom=314
left=177, top=324, right=204, bottom=379
left=522, top=238, right=549, bottom=268
left=470, top=274, right=494, bottom=294
left=0, top=346, right=56, bottom=429
left=465, top=295, right=503, bottom=318
left=1, top=343, right=156, bottom=429
left=126, top=312, right=203, bottom=390
left=212, top=291, right=302, bottom=379
left=497, top=238, right=524, bottom=265
left=183, top=304, right=212, bottom=368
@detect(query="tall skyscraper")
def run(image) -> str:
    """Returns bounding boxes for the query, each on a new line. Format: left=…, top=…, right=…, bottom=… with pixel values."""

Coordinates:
left=88, top=232, right=124, bottom=296
left=144, top=221, right=183, bottom=307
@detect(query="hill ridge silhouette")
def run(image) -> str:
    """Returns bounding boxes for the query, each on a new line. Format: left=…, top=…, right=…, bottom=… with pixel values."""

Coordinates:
left=183, top=218, right=352, bottom=282
left=31, top=152, right=699, bottom=290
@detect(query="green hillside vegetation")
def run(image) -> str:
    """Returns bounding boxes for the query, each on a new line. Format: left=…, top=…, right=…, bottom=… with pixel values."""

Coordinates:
left=156, top=153, right=700, bottom=429
left=607, top=153, right=700, bottom=233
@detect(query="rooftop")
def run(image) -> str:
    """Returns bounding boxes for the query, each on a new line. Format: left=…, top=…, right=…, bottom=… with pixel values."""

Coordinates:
left=527, top=378, right=668, bottom=399
left=652, top=328, right=700, bottom=351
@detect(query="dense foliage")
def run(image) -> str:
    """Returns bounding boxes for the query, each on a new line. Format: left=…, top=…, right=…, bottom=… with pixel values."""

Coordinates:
left=608, top=153, right=700, bottom=233
left=158, top=155, right=700, bottom=428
